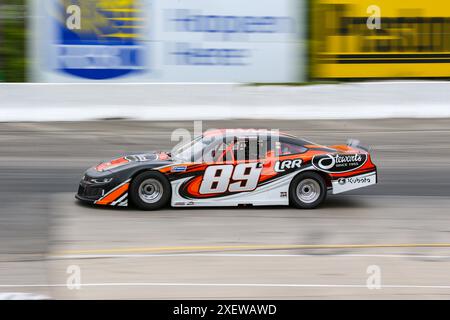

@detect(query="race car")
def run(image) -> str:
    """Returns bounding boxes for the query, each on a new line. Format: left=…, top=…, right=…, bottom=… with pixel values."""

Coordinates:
left=76, top=129, right=377, bottom=210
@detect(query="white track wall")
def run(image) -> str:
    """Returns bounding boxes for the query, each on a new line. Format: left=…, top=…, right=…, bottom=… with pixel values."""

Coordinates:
left=1, top=82, right=450, bottom=121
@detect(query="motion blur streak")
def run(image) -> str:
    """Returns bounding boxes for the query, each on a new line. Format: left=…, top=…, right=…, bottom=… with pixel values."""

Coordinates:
left=1, top=119, right=450, bottom=299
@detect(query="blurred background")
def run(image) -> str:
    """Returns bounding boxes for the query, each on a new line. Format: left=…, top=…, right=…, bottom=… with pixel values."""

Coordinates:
left=0, top=0, right=25, bottom=82
left=1, top=0, right=450, bottom=300
left=2, top=0, right=450, bottom=82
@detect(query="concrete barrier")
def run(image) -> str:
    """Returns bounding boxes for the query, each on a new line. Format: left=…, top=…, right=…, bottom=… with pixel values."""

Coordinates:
left=0, top=82, right=449, bottom=121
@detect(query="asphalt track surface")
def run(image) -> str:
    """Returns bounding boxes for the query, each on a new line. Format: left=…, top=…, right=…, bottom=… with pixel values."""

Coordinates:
left=1, top=119, right=450, bottom=299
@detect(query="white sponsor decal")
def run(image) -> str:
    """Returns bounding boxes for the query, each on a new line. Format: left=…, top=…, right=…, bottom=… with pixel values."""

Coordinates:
left=338, top=176, right=372, bottom=185
left=313, top=153, right=367, bottom=173
left=332, top=172, right=376, bottom=194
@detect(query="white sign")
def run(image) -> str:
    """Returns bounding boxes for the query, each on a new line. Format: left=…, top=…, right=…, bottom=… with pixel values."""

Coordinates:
left=29, top=0, right=304, bottom=83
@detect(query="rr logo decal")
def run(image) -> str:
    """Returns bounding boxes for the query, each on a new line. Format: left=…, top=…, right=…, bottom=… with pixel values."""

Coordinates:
left=274, top=159, right=302, bottom=172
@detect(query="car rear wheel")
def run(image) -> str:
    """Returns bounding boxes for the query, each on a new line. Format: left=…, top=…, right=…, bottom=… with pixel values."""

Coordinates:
left=129, top=171, right=171, bottom=210
left=290, top=172, right=327, bottom=209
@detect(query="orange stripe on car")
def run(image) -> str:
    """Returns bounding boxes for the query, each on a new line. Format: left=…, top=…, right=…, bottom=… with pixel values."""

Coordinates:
left=95, top=182, right=130, bottom=205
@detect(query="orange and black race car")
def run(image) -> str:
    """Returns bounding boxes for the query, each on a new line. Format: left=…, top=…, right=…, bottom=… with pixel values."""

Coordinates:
left=76, top=129, right=377, bottom=210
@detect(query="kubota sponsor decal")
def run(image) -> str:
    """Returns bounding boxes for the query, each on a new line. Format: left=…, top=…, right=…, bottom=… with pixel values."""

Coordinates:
left=338, top=176, right=372, bottom=185
left=312, top=153, right=367, bottom=173
left=332, top=172, right=377, bottom=194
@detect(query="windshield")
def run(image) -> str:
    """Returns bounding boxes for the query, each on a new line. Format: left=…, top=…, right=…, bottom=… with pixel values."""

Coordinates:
left=172, top=135, right=214, bottom=162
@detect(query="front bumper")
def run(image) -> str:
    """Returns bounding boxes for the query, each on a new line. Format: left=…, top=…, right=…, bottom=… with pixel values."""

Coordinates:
left=76, top=181, right=108, bottom=202
left=76, top=169, right=130, bottom=207
left=76, top=168, right=116, bottom=203
left=75, top=193, right=96, bottom=204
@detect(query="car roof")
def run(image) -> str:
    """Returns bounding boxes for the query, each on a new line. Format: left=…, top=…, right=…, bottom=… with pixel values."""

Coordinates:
left=203, top=129, right=298, bottom=139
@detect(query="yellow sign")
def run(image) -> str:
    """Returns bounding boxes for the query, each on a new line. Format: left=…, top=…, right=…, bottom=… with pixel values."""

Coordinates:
left=311, top=0, right=450, bottom=78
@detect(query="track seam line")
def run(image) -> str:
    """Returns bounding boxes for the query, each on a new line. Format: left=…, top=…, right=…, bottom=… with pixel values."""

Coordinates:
left=2, top=283, right=450, bottom=289
left=52, top=243, right=450, bottom=256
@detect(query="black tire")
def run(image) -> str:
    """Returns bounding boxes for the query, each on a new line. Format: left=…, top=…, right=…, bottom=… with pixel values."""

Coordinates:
left=289, top=172, right=327, bottom=209
left=129, top=171, right=171, bottom=210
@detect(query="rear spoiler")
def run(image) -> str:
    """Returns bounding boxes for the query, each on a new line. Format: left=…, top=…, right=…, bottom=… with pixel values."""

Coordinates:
left=347, top=139, right=370, bottom=152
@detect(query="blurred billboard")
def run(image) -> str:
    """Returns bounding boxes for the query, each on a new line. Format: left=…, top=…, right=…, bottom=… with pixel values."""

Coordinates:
left=29, top=0, right=304, bottom=83
left=311, top=0, right=450, bottom=79
left=0, top=2, right=26, bottom=82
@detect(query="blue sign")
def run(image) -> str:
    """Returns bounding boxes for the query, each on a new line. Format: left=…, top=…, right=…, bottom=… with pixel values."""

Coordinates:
left=55, top=0, right=146, bottom=80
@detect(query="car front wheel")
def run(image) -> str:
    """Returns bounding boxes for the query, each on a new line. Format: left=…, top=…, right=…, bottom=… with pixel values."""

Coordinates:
left=290, top=172, right=327, bottom=209
left=129, top=171, right=171, bottom=210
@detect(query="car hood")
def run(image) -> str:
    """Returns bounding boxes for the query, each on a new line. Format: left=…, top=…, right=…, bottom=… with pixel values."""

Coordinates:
left=95, top=151, right=172, bottom=172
